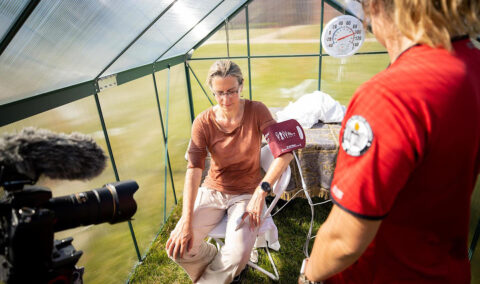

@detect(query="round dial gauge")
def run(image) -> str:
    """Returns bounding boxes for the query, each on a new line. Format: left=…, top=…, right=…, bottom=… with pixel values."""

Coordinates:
left=321, top=15, right=365, bottom=58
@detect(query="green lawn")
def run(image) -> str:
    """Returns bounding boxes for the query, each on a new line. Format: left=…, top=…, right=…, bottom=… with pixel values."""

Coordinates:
left=129, top=196, right=333, bottom=284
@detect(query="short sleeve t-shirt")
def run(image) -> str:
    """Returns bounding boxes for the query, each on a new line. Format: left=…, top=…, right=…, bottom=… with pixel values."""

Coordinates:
left=327, top=39, right=480, bottom=283
left=187, top=100, right=275, bottom=194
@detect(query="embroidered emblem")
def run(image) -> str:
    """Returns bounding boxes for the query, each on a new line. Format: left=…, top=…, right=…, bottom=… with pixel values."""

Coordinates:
left=332, top=185, right=344, bottom=200
left=342, top=115, right=373, bottom=156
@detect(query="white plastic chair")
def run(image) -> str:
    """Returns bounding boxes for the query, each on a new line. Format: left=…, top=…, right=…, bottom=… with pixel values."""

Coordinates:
left=207, top=145, right=291, bottom=280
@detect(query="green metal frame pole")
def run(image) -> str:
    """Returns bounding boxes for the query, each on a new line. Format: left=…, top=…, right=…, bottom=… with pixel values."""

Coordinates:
left=163, top=66, right=172, bottom=223
left=318, top=0, right=325, bottom=91
left=95, top=0, right=178, bottom=79
left=154, top=0, right=226, bottom=63
left=245, top=5, right=253, bottom=100
left=190, top=0, right=253, bottom=53
left=225, top=19, right=230, bottom=58
left=93, top=92, right=142, bottom=262
left=0, top=0, right=40, bottom=57
left=187, top=63, right=214, bottom=106
left=189, top=51, right=387, bottom=61
left=185, top=62, right=196, bottom=124
left=152, top=70, right=177, bottom=205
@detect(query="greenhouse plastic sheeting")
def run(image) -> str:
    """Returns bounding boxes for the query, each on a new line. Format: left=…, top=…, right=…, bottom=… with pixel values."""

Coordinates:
left=159, top=0, right=244, bottom=61
left=0, top=0, right=29, bottom=41
left=104, top=0, right=246, bottom=76
left=0, top=0, right=174, bottom=104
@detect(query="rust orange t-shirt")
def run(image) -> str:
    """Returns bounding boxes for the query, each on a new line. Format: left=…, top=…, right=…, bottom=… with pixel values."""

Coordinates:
left=187, top=100, right=275, bottom=194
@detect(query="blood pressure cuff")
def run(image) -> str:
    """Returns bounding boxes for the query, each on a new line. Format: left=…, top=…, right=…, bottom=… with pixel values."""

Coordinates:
left=262, top=119, right=306, bottom=158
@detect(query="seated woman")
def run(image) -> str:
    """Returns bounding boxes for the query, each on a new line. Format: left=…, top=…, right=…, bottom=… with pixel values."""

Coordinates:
left=166, top=60, right=292, bottom=284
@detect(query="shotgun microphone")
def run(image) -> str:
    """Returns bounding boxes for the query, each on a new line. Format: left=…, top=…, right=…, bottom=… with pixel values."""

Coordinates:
left=0, top=127, right=107, bottom=184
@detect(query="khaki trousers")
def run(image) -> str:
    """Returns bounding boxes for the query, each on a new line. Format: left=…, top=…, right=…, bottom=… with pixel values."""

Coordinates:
left=169, top=187, right=261, bottom=284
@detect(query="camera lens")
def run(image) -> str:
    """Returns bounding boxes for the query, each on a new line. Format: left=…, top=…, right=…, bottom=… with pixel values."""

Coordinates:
left=47, top=180, right=138, bottom=232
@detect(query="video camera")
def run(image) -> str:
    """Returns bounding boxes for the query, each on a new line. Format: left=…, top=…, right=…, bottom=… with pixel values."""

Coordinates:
left=0, top=128, right=138, bottom=283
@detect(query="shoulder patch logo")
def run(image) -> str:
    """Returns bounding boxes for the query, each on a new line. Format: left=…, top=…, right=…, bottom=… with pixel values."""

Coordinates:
left=342, top=115, right=373, bottom=156
left=332, top=185, right=344, bottom=200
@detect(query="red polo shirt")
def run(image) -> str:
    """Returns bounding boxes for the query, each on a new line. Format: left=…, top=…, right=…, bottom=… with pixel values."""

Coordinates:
left=328, top=38, right=480, bottom=283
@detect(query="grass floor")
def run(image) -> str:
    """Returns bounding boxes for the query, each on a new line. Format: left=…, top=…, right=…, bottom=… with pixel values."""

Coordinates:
left=129, top=196, right=333, bottom=283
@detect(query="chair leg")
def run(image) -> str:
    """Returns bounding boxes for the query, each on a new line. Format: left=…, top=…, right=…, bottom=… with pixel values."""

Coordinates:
left=265, top=246, right=279, bottom=280
left=246, top=246, right=279, bottom=281
left=247, top=261, right=279, bottom=281
left=209, top=237, right=279, bottom=280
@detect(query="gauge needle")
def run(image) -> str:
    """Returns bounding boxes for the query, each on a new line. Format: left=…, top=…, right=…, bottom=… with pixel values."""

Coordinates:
left=337, top=33, right=354, bottom=41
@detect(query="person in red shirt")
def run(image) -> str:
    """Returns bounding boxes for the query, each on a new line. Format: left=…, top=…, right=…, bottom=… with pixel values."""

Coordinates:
left=301, top=0, right=480, bottom=283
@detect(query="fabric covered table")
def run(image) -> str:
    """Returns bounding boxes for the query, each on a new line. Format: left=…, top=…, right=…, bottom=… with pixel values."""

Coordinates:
left=280, top=122, right=341, bottom=201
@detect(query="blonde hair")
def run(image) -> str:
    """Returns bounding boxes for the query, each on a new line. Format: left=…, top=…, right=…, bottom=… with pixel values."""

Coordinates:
left=206, top=60, right=244, bottom=88
left=363, top=0, right=480, bottom=50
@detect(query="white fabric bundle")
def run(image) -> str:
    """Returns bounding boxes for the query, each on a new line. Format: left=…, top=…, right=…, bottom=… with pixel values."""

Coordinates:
left=276, top=90, right=346, bottom=128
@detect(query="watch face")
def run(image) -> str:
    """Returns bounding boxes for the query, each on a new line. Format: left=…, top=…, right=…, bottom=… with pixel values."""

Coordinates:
left=321, top=15, right=365, bottom=58
left=261, top=181, right=271, bottom=192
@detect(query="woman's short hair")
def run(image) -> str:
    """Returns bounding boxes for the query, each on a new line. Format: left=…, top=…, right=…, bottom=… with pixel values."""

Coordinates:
left=363, top=0, right=480, bottom=50
left=206, top=60, right=244, bottom=88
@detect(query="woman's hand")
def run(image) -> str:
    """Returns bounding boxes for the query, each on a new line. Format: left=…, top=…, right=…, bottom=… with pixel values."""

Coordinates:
left=241, top=187, right=267, bottom=230
left=166, top=218, right=194, bottom=259
left=166, top=168, right=202, bottom=259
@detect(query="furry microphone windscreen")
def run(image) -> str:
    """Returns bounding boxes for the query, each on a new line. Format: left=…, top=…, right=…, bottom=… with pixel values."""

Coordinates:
left=0, top=127, right=107, bottom=180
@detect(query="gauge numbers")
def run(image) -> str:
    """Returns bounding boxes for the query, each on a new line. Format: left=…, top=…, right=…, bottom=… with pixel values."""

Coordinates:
left=322, top=15, right=365, bottom=58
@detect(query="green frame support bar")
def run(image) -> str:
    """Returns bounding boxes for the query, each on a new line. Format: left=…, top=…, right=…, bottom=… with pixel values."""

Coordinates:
left=189, top=0, right=253, bottom=53
left=95, top=0, right=179, bottom=80
left=318, top=0, right=325, bottom=91
left=187, top=63, right=214, bottom=106
left=0, top=81, right=96, bottom=127
left=0, top=55, right=185, bottom=127
left=163, top=66, right=172, bottom=223
left=245, top=5, right=253, bottom=100
left=189, top=51, right=388, bottom=61
left=93, top=92, right=142, bottom=262
left=325, top=0, right=362, bottom=19
left=152, top=69, right=177, bottom=206
left=116, top=55, right=186, bottom=86
left=153, top=0, right=226, bottom=63
left=0, top=0, right=41, bottom=57
left=185, top=62, right=196, bottom=124
left=225, top=18, right=230, bottom=58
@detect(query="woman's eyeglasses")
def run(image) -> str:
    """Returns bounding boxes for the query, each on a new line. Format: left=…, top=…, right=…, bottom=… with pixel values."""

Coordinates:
left=213, top=89, right=239, bottom=97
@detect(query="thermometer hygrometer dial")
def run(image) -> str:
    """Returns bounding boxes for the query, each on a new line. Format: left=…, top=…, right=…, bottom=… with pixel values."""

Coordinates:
left=321, top=15, right=365, bottom=58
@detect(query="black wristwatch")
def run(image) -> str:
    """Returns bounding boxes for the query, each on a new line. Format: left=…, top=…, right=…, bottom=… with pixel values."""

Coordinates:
left=260, top=181, right=272, bottom=194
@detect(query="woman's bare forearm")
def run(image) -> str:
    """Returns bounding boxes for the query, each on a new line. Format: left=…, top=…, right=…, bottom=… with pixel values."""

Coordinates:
left=182, top=168, right=203, bottom=224
left=262, top=152, right=293, bottom=185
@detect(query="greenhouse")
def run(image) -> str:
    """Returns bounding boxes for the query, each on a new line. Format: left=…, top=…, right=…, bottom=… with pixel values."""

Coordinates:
left=0, top=0, right=479, bottom=283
